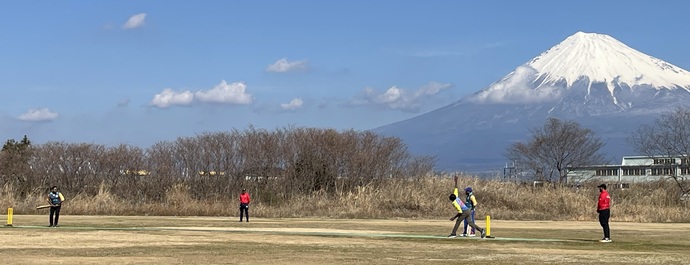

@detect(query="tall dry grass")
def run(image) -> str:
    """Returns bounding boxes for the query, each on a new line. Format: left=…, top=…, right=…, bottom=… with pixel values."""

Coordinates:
left=2, top=176, right=688, bottom=222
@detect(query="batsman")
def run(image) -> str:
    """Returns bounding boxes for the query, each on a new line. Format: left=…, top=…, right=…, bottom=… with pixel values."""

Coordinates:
left=46, top=186, right=65, bottom=227
left=462, top=186, right=478, bottom=237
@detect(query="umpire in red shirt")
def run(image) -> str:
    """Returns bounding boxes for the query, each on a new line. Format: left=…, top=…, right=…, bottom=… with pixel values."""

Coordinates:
left=597, top=184, right=611, bottom=242
left=239, top=189, right=251, bottom=222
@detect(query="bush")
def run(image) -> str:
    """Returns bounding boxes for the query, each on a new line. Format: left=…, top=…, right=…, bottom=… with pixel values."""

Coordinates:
left=2, top=175, right=688, bottom=222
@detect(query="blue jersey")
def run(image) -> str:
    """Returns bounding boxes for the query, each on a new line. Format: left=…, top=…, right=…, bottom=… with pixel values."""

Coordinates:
left=465, top=193, right=475, bottom=209
left=49, top=192, right=63, bottom=205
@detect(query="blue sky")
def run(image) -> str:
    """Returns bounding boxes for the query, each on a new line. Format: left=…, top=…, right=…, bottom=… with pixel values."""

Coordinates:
left=1, top=1, right=689, bottom=146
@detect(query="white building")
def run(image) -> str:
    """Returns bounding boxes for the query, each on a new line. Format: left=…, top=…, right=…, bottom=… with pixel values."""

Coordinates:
left=567, top=155, right=690, bottom=185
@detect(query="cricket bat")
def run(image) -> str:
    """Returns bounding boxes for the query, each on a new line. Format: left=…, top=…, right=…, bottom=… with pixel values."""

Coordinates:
left=36, top=205, right=52, bottom=210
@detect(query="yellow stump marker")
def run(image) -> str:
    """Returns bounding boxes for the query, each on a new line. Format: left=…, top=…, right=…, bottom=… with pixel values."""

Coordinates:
left=6, top=208, right=13, bottom=227
left=486, top=215, right=490, bottom=236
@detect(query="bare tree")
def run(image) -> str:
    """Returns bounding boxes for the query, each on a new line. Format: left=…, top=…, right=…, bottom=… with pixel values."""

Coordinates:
left=630, top=107, right=690, bottom=196
left=0, top=135, right=34, bottom=196
left=6, top=127, right=433, bottom=204
left=146, top=141, right=179, bottom=201
left=505, top=117, right=607, bottom=183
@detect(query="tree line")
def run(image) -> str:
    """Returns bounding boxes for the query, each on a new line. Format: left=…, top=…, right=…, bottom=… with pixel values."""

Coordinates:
left=3, top=107, right=689, bottom=201
left=506, top=107, right=690, bottom=196
left=0, top=127, right=434, bottom=203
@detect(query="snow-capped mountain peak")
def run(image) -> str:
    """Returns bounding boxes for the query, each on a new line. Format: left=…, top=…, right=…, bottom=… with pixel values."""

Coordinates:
left=528, top=31, right=690, bottom=90
left=375, top=31, right=690, bottom=171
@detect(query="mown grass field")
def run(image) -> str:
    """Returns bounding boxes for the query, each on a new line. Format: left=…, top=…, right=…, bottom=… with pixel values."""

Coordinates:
left=1, top=215, right=689, bottom=264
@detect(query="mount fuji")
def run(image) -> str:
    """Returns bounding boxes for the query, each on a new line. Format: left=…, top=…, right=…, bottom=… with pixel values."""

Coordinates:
left=374, top=32, right=690, bottom=172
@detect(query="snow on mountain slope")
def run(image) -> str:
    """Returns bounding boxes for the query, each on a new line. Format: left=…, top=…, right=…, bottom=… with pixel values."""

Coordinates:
left=470, top=32, right=690, bottom=106
left=529, top=31, right=690, bottom=91
left=374, top=31, right=690, bottom=171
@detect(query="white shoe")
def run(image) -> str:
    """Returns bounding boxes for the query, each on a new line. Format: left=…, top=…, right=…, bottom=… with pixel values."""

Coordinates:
left=459, top=234, right=468, bottom=237
left=599, top=238, right=612, bottom=243
left=447, top=234, right=457, bottom=238
left=468, top=233, right=476, bottom=237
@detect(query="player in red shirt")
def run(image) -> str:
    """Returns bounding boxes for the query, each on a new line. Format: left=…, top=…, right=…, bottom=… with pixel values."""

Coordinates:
left=597, top=184, right=611, bottom=242
left=239, top=189, right=251, bottom=222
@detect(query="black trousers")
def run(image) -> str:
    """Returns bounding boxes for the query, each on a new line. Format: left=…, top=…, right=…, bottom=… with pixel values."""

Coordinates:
left=49, top=206, right=61, bottom=226
left=239, top=203, right=249, bottom=222
left=598, top=209, right=610, bottom=239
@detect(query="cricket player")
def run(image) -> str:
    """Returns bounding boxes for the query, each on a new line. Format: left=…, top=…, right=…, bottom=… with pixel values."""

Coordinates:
left=597, top=184, right=611, bottom=242
left=448, top=175, right=485, bottom=238
left=46, top=186, right=65, bottom=227
left=462, top=187, right=478, bottom=237
left=239, top=189, right=250, bottom=222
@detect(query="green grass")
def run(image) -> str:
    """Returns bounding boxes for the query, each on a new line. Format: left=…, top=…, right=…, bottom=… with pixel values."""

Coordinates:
left=1, top=215, right=689, bottom=265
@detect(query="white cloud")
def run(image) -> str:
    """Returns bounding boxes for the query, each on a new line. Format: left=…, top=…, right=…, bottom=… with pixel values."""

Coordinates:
left=195, top=81, right=253, bottom=105
left=469, top=66, right=562, bottom=104
left=350, top=81, right=453, bottom=112
left=123, top=13, right=147, bottom=29
left=150, top=88, right=195, bottom=108
left=17, top=108, right=59, bottom=122
left=150, top=81, right=254, bottom=109
left=376, top=86, right=403, bottom=104
left=280, top=98, right=304, bottom=111
left=266, top=58, right=308, bottom=73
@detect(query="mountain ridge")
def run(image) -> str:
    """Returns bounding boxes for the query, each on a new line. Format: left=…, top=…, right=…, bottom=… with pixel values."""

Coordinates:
left=373, top=32, right=690, bottom=171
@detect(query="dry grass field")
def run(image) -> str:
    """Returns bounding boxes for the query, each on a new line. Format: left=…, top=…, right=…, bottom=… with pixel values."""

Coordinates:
left=2, top=215, right=689, bottom=265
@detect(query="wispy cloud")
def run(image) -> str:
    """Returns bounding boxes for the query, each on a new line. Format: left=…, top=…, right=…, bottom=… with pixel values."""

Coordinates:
left=102, top=23, right=115, bottom=31
left=196, top=81, right=253, bottom=105
left=318, top=99, right=330, bottom=109
left=123, top=13, right=147, bottom=29
left=469, top=66, right=561, bottom=104
left=416, top=81, right=454, bottom=97
left=17, top=108, right=59, bottom=122
left=408, top=50, right=468, bottom=58
left=483, top=42, right=505, bottom=48
left=395, top=41, right=507, bottom=58
left=150, top=81, right=254, bottom=109
left=266, top=58, right=308, bottom=73
left=280, top=98, right=304, bottom=111
left=150, top=88, right=195, bottom=108
left=117, top=98, right=130, bottom=107
left=347, top=82, right=453, bottom=112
